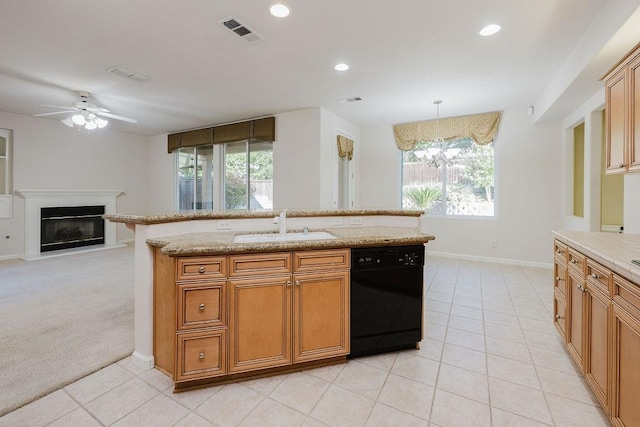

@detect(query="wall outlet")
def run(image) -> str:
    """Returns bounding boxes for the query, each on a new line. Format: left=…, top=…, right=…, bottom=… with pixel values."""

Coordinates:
left=350, top=217, right=363, bottom=226
left=217, top=220, right=232, bottom=231
left=330, top=217, right=343, bottom=226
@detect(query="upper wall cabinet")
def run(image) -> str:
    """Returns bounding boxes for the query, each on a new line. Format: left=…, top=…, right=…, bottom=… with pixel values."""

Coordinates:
left=603, top=43, right=640, bottom=175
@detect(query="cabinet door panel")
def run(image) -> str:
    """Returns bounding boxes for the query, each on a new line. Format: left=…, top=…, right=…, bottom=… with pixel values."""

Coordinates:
left=584, top=286, right=611, bottom=412
left=293, top=271, right=349, bottom=362
left=612, top=304, right=640, bottom=427
left=567, top=269, right=585, bottom=371
left=177, top=330, right=227, bottom=381
left=229, top=276, right=292, bottom=373
left=606, top=68, right=627, bottom=174
left=630, top=54, right=640, bottom=172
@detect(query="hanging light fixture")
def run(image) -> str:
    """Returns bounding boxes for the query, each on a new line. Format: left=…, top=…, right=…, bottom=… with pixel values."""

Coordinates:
left=61, top=111, right=108, bottom=131
left=425, top=100, right=460, bottom=168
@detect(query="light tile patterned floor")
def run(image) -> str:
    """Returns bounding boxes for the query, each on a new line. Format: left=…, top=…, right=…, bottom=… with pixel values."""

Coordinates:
left=0, top=256, right=612, bottom=427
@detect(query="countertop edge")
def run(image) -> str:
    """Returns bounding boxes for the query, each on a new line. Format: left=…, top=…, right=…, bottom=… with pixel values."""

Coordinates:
left=104, top=209, right=425, bottom=225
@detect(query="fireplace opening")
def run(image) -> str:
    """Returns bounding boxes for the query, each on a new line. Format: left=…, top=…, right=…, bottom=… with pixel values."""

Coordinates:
left=40, top=205, right=105, bottom=253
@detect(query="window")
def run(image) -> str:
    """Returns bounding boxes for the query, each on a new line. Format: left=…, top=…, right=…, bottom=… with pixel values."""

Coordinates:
left=176, top=141, right=273, bottom=211
left=402, top=138, right=495, bottom=216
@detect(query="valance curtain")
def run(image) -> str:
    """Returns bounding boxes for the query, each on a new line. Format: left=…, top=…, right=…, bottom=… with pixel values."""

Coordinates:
left=393, top=111, right=502, bottom=151
left=337, top=135, right=354, bottom=160
left=167, top=116, right=275, bottom=152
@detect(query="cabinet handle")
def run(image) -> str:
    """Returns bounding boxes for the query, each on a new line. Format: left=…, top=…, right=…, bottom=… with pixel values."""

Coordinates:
left=591, top=273, right=599, bottom=279
left=555, top=314, right=563, bottom=320
left=556, top=276, right=564, bottom=282
left=571, top=259, right=577, bottom=264
left=199, top=352, right=205, bottom=359
left=295, top=280, right=300, bottom=286
left=618, top=163, right=625, bottom=168
left=556, top=249, right=561, bottom=254
left=199, top=303, right=205, bottom=310
left=286, top=281, right=291, bottom=287
left=577, top=283, right=581, bottom=290
left=198, top=266, right=205, bottom=273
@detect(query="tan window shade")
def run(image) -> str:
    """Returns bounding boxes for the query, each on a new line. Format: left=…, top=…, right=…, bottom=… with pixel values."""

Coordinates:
left=168, top=116, right=276, bottom=152
left=337, top=135, right=354, bottom=160
left=213, top=121, right=252, bottom=144
left=393, top=111, right=501, bottom=151
left=253, top=117, right=276, bottom=141
left=167, top=133, right=181, bottom=153
left=181, top=128, right=213, bottom=148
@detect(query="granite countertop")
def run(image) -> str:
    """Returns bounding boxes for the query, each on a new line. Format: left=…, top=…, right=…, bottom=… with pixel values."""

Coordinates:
left=148, top=226, right=435, bottom=256
left=104, top=209, right=425, bottom=225
left=552, top=230, right=640, bottom=284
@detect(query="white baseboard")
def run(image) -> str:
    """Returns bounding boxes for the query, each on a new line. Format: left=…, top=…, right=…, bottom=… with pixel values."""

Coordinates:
left=131, top=351, right=155, bottom=370
left=0, top=253, right=19, bottom=261
left=118, top=238, right=135, bottom=245
left=427, top=251, right=553, bottom=269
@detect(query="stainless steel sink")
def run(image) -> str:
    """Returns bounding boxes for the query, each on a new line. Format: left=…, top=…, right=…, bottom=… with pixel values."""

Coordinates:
left=234, top=231, right=336, bottom=243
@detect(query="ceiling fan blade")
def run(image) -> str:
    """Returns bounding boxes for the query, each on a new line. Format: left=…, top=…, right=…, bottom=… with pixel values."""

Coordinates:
left=85, top=107, right=111, bottom=113
left=34, top=111, right=74, bottom=117
left=95, top=111, right=137, bottom=123
left=40, top=104, right=77, bottom=110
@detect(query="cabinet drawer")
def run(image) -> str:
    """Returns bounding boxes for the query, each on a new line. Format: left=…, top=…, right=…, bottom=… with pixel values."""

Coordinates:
left=554, top=288, right=567, bottom=340
left=177, top=282, right=226, bottom=330
left=293, top=249, right=350, bottom=273
left=554, top=261, right=567, bottom=298
left=613, top=274, right=640, bottom=314
left=176, top=330, right=227, bottom=381
left=554, top=240, right=568, bottom=265
left=568, top=248, right=586, bottom=274
left=177, top=257, right=227, bottom=281
left=586, top=259, right=612, bottom=297
left=229, top=252, right=291, bottom=277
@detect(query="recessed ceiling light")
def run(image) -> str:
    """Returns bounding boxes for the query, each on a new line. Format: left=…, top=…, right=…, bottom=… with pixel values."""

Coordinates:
left=269, top=3, right=290, bottom=18
left=478, top=24, right=501, bottom=36
left=334, top=63, right=349, bottom=71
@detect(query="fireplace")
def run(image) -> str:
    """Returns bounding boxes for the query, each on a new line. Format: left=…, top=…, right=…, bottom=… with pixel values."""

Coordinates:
left=17, top=189, right=123, bottom=260
left=40, top=205, right=105, bottom=252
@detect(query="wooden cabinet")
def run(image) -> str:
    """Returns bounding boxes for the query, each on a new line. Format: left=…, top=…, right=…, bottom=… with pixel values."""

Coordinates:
left=154, top=248, right=350, bottom=387
left=611, top=274, right=640, bottom=427
left=229, top=250, right=350, bottom=373
left=552, top=239, right=640, bottom=424
left=603, top=43, right=640, bottom=174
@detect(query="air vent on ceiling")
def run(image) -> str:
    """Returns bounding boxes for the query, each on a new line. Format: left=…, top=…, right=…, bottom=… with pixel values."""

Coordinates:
left=108, top=66, right=151, bottom=83
left=337, top=97, right=363, bottom=104
left=219, top=16, right=263, bottom=43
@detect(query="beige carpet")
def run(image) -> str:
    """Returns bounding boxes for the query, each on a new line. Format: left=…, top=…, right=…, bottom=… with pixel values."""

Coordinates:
left=0, top=245, right=134, bottom=416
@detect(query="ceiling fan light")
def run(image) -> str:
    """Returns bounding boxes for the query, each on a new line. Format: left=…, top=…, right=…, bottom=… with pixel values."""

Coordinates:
left=61, top=116, right=74, bottom=127
left=95, top=117, right=108, bottom=128
left=71, top=113, right=86, bottom=126
left=85, top=121, right=97, bottom=130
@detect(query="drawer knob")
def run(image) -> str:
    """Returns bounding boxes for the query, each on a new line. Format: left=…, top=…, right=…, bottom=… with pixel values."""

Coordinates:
left=295, top=280, right=300, bottom=286
left=556, top=276, right=563, bottom=282
left=618, top=163, right=625, bottom=168
left=555, top=314, right=562, bottom=320
left=199, top=266, right=205, bottom=273
left=286, top=281, right=291, bottom=287
left=577, top=284, right=581, bottom=290
left=591, top=274, right=599, bottom=279
left=199, top=303, right=205, bottom=310
left=199, top=352, right=205, bottom=359
left=571, top=259, right=577, bottom=264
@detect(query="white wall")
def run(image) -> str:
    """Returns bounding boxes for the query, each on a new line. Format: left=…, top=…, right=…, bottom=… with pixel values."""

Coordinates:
left=147, top=134, right=175, bottom=213
left=359, top=108, right=562, bottom=265
left=624, top=174, right=640, bottom=233
left=0, top=111, right=150, bottom=259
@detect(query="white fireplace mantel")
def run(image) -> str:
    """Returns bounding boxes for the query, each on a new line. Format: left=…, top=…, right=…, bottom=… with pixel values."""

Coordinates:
left=16, top=189, right=124, bottom=260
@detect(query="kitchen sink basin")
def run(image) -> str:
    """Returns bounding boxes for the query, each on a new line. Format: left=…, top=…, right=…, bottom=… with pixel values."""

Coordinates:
left=234, top=231, right=336, bottom=243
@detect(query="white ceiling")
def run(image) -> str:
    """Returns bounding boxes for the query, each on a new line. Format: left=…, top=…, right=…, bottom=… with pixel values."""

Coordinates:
left=0, top=0, right=638, bottom=136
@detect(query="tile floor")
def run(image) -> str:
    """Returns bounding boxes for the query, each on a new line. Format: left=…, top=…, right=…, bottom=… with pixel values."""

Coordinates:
left=0, top=256, right=612, bottom=427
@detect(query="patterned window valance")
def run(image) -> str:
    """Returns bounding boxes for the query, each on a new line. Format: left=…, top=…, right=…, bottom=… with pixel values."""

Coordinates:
left=337, top=135, right=354, bottom=160
left=393, top=111, right=502, bottom=151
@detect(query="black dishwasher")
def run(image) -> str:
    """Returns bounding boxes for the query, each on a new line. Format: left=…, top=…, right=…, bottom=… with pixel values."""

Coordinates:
left=349, top=245, right=425, bottom=358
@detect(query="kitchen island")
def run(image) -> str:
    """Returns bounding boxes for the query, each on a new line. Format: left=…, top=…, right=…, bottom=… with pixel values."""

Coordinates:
left=105, top=209, right=435, bottom=382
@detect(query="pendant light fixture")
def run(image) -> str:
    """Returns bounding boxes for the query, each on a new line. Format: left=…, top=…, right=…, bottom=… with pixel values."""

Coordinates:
left=425, top=100, right=459, bottom=168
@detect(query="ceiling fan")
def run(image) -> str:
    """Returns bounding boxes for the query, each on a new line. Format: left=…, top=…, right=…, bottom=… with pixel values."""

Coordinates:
left=34, top=91, right=137, bottom=130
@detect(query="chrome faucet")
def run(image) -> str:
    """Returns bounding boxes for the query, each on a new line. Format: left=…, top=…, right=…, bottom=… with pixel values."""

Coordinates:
left=277, top=209, right=287, bottom=234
